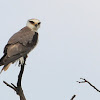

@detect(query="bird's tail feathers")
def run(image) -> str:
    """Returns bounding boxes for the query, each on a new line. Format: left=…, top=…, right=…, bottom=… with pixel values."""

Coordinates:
left=0, top=63, right=11, bottom=74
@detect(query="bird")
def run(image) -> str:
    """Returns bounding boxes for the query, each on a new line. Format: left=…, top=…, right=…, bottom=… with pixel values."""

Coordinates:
left=0, top=18, right=41, bottom=73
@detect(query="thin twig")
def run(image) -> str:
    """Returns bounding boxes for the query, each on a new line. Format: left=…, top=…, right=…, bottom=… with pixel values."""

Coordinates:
left=3, top=81, right=16, bottom=91
left=70, top=95, right=76, bottom=100
left=77, top=78, right=100, bottom=92
left=11, top=83, right=17, bottom=88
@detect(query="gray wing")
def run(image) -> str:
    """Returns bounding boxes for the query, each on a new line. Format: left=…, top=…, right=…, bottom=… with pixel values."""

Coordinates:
left=7, top=26, right=35, bottom=46
left=1, top=26, right=38, bottom=65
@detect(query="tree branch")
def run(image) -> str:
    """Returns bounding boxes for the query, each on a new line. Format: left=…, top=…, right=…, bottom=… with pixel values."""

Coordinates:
left=70, top=95, right=76, bottom=100
left=77, top=78, right=100, bottom=92
left=3, top=57, right=27, bottom=100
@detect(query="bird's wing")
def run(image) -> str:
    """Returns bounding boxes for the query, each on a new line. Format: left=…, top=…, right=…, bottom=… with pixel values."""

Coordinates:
left=4, top=26, right=38, bottom=53
left=7, top=26, right=35, bottom=46
left=2, top=26, right=38, bottom=65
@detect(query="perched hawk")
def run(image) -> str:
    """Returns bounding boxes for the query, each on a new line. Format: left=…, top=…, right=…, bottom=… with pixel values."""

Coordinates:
left=0, top=19, right=41, bottom=73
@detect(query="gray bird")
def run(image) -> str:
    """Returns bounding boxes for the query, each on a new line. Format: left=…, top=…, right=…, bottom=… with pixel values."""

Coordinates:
left=0, top=18, right=41, bottom=73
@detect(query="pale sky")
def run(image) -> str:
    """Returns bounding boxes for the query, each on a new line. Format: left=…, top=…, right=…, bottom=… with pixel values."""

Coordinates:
left=0, top=0, right=100, bottom=100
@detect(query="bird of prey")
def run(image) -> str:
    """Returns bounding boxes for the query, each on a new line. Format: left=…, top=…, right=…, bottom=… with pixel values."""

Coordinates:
left=0, top=18, right=41, bottom=73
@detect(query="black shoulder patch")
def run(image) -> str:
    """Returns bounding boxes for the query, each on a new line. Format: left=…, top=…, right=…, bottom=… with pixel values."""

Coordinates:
left=32, top=32, right=38, bottom=45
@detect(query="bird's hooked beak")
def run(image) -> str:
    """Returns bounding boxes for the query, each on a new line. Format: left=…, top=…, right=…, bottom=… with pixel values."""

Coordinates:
left=35, top=22, right=41, bottom=27
left=35, top=24, right=38, bottom=27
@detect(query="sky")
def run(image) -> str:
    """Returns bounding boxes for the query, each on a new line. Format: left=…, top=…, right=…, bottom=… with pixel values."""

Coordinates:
left=0, top=0, right=100, bottom=100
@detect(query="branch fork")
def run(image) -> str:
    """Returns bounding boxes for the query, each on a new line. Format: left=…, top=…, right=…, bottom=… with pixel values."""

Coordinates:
left=3, top=57, right=26, bottom=100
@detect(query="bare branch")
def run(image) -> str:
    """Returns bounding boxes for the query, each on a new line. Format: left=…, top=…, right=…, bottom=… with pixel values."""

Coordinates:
left=11, top=83, right=17, bottom=88
left=3, top=57, right=27, bottom=100
left=3, top=81, right=16, bottom=91
left=70, top=95, right=76, bottom=100
left=17, top=61, right=25, bottom=87
left=77, top=78, right=100, bottom=92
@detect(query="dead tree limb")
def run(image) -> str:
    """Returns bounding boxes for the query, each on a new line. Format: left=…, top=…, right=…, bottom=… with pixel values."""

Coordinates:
left=77, top=78, right=100, bottom=92
left=70, top=95, right=76, bottom=100
left=3, top=57, right=27, bottom=100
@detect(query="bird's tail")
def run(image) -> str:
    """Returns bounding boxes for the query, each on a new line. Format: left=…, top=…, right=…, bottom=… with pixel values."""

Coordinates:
left=0, top=63, right=11, bottom=74
left=0, top=54, right=11, bottom=73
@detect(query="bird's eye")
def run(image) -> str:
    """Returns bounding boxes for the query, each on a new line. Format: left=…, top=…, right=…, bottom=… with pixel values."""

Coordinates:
left=38, top=22, right=41, bottom=25
left=29, top=21, right=34, bottom=24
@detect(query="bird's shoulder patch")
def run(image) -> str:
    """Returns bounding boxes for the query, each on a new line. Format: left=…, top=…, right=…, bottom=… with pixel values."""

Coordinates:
left=31, top=32, right=38, bottom=45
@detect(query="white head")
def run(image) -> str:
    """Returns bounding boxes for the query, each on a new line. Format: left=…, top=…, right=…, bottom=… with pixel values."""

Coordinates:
left=26, top=19, right=41, bottom=32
